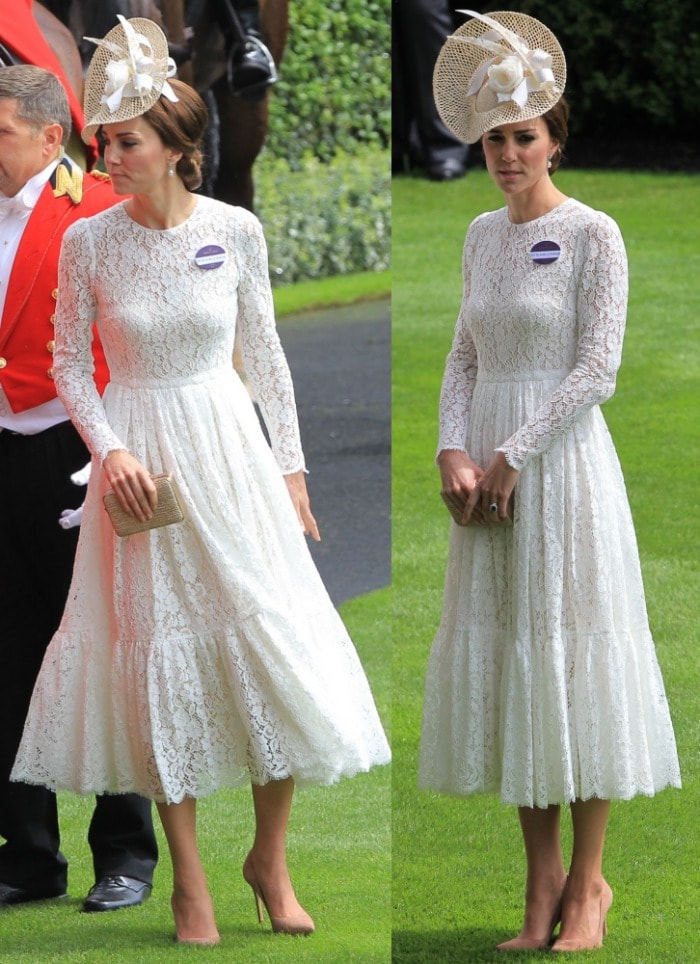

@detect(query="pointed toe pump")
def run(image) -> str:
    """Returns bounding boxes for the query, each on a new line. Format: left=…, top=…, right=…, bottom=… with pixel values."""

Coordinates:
left=551, top=883, right=613, bottom=953
left=242, top=857, right=315, bottom=936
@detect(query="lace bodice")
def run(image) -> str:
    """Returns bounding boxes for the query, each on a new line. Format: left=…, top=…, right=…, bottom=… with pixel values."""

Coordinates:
left=437, top=198, right=629, bottom=470
left=53, top=197, right=305, bottom=472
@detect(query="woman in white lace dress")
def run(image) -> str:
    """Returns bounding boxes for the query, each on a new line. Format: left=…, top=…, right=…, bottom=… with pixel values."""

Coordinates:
left=418, top=11, right=680, bottom=953
left=11, top=17, right=389, bottom=946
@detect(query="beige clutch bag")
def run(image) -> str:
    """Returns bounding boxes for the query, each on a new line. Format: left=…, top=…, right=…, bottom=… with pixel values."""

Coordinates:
left=103, top=473, right=185, bottom=537
left=441, top=490, right=513, bottom=527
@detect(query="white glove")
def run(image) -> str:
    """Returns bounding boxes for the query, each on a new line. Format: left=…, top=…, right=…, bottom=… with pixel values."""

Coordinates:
left=57, top=461, right=92, bottom=529
left=70, top=461, right=92, bottom=486
left=58, top=506, right=83, bottom=529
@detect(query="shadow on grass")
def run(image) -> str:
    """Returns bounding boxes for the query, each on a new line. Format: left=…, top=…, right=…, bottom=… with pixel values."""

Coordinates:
left=392, top=927, right=549, bottom=963
left=0, top=909, right=296, bottom=958
left=0, top=896, right=259, bottom=955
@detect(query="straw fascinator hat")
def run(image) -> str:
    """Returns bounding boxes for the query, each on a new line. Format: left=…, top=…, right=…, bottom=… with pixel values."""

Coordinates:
left=81, top=15, right=178, bottom=143
left=434, top=9, right=566, bottom=144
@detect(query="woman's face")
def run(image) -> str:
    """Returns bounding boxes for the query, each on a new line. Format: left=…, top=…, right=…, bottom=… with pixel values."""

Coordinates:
left=100, top=116, right=178, bottom=196
left=481, top=117, right=557, bottom=197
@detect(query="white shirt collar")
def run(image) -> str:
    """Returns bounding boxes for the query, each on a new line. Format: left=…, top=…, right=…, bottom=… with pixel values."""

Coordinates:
left=0, top=157, right=62, bottom=214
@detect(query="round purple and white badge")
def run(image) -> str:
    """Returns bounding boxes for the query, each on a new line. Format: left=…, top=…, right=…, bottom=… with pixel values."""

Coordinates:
left=194, top=244, right=226, bottom=270
left=530, top=240, right=561, bottom=266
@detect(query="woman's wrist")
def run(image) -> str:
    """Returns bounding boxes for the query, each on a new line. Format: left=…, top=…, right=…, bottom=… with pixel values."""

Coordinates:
left=103, top=448, right=129, bottom=464
left=437, top=447, right=469, bottom=464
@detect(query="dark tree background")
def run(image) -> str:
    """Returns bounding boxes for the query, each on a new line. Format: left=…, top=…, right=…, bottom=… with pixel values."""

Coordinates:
left=459, top=1, right=700, bottom=170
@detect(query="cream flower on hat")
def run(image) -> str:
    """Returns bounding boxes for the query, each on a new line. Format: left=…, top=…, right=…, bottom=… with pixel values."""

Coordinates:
left=433, top=9, right=566, bottom=144
left=81, top=15, right=179, bottom=144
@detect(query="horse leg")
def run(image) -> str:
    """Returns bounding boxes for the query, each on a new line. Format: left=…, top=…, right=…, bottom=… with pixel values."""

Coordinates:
left=211, top=74, right=267, bottom=211
left=260, top=0, right=288, bottom=66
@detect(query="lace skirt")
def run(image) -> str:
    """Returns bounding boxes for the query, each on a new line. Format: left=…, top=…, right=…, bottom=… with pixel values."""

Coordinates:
left=12, top=368, right=390, bottom=802
left=419, top=377, right=680, bottom=807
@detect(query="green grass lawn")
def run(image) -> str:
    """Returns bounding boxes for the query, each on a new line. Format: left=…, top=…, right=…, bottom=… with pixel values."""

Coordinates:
left=274, top=270, right=390, bottom=319
left=392, top=169, right=700, bottom=963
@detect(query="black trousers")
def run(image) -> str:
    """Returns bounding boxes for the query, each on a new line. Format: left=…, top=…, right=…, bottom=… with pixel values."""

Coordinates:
left=393, top=0, right=469, bottom=170
left=0, top=420, right=157, bottom=892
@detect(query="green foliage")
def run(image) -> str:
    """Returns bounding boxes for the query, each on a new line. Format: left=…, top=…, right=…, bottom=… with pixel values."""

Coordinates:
left=255, top=148, right=390, bottom=286
left=254, top=0, right=390, bottom=285
left=266, top=0, right=390, bottom=168
left=480, top=0, right=700, bottom=140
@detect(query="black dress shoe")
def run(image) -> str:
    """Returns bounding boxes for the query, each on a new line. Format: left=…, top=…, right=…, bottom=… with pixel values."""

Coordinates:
left=0, top=881, right=67, bottom=906
left=82, top=875, right=152, bottom=913
left=427, top=158, right=468, bottom=181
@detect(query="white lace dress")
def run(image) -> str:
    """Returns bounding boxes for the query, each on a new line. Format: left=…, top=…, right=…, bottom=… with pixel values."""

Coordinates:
left=419, top=198, right=680, bottom=807
left=11, top=197, right=390, bottom=804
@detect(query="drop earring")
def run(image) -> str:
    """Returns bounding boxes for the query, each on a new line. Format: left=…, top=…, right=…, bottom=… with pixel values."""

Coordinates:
left=547, top=156, right=553, bottom=170
left=168, top=162, right=176, bottom=177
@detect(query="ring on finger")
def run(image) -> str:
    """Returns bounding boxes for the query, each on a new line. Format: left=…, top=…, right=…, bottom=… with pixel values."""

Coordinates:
left=489, top=502, right=498, bottom=513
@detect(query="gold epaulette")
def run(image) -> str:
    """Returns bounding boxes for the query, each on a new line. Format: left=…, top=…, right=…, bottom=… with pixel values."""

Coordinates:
left=52, top=159, right=84, bottom=204
left=90, top=169, right=111, bottom=181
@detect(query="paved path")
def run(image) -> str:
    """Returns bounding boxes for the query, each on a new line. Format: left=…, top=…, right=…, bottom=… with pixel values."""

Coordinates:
left=277, top=299, right=390, bottom=606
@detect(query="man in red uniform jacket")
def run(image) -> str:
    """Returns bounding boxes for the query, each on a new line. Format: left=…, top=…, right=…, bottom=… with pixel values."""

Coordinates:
left=0, top=66, right=157, bottom=911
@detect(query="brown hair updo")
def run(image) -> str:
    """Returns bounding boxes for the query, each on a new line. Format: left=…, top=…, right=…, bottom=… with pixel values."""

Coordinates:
left=541, top=95, right=569, bottom=174
left=143, top=80, right=208, bottom=190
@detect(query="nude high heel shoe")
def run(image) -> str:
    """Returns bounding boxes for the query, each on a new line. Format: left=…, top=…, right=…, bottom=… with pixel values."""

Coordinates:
left=551, top=882, right=613, bottom=953
left=171, top=894, right=221, bottom=946
left=242, top=855, right=315, bottom=936
left=176, top=935, right=221, bottom=947
left=495, top=876, right=567, bottom=953
left=495, top=900, right=562, bottom=952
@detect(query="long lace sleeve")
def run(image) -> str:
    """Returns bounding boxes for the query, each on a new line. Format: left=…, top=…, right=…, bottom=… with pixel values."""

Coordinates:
left=53, top=222, right=126, bottom=463
left=497, top=214, right=628, bottom=470
left=235, top=212, right=306, bottom=474
left=437, top=232, right=478, bottom=457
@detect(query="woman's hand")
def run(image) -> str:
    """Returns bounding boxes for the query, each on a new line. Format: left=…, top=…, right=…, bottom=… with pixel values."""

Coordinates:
left=284, top=471, right=321, bottom=542
left=102, top=449, right=158, bottom=523
left=437, top=449, right=487, bottom=525
left=472, top=451, right=519, bottom=522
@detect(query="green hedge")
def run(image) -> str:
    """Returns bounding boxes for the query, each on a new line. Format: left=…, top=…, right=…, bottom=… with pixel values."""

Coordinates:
left=266, top=0, right=390, bottom=167
left=252, top=0, right=390, bottom=285
left=255, top=147, right=390, bottom=286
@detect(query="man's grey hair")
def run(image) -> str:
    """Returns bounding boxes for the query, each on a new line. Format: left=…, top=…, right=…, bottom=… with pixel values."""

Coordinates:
left=0, top=65, right=71, bottom=145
